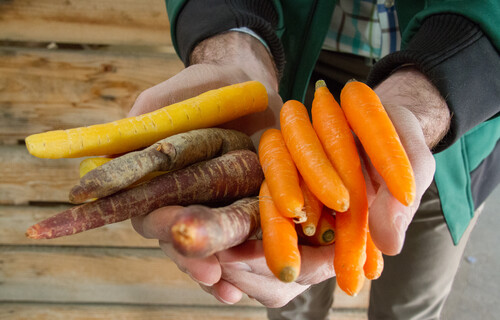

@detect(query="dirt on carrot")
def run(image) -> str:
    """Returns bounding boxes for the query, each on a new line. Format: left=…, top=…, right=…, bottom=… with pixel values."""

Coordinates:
left=26, top=150, right=264, bottom=239
left=70, top=128, right=255, bottom=203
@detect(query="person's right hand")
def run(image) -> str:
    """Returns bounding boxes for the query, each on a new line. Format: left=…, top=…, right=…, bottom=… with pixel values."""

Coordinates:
left=132, top=205, right=336, bottom=307
left=128, top=31, right=289, bottom=305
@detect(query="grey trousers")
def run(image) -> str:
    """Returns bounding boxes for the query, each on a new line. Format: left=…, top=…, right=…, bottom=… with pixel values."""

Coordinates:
left=267, top=181, right=483, bottom=320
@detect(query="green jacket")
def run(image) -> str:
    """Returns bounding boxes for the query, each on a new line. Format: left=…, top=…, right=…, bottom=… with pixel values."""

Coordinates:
left=166, top=0, right=500, bottom=244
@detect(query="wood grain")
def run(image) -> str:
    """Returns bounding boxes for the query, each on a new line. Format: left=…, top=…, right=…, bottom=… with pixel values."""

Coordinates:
left=0, top=46, right=184, bottom=143
left=0, top=145, right=80, bottom=204
left=0, top=244, right=370, bottom=309
left=0, top=205, right=157, bottom=247
left=0, top=0, right=172, bottom=46
left=0, top=245, right=260, bottom=307
left=0, top=303, right=369, bottom=320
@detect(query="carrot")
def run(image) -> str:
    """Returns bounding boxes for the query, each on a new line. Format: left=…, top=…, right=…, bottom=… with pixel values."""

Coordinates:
left=299, top=177, right=323, bottom=236
left=364, top=231, right=384, bottom=280
left=25, top=150, right=264, bottom=239
left=298, top=207, right=336, bottom=246
left=340, top=80, right=415, bottom=206
left=260, top=180, right=301, bottom=283
left=79, top=157, right=112, bottom=177
left=79, top=157, right=166, bottom=195
left=170, top=197, right=260, bottom=258
left=312, top=80, right=368, bottom=296
left=258, top=128, right=305, bottom=222
left=70, top=128, right=255, bottom=203
left=280, top=100, right=349, bottom=212
left=25, top=81, right=268, bottom=159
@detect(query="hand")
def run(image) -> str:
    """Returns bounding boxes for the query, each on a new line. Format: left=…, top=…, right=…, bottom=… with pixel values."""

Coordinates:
left=364, top=66, right=450, bottom=255
left=127, top=32, right=283, bottom=147
left=129, top=31, right=294, bottom=306
left=132, top=206, right=335, bottom=307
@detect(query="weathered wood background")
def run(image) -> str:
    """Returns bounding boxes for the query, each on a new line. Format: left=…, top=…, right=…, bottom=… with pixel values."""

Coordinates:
left=0, top=0, right=370, bottom=318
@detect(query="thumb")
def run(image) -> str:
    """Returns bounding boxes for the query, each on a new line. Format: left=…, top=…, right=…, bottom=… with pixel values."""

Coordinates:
left=217, top=240, right=336, bottom=286
left=128, top=64, right=248, bottom=117
left=368, top=185, right=411, bottom=255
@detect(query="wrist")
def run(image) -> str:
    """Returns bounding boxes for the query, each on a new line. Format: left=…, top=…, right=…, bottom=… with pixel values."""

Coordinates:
left=190, top=31, right=279, bottom=92
left=374, top=67, right=451, bottom=150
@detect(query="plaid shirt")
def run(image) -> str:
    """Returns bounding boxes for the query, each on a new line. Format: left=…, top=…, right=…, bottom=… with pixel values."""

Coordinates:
left=322, top=0, right=401, bottom=59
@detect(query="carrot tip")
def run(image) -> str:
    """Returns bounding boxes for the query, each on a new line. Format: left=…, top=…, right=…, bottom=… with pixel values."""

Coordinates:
left=303, top=225, right=316, bottom=236
left=315, top=79, right=327, bottom=90
left=292, top=210, right=307, bottom=224
left=171, top=223, right=195, bottom=245
left=321, top=230, right=335, bottom=243
left=279, top=266, right=298, bottom=283
left=25, top=227, right=37, bottom=239
left=68, top=186, right=87, bottom=204
left=337, top=200, right=350, bottom=213
left=25, top=225, right=48, bottom=239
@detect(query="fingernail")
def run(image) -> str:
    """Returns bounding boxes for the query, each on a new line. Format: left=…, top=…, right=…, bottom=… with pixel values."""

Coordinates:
left=185, top=271, right=214, bottom=287
left=217, top=296, right=236, bottom=305
left=222, top=261, right=252, bottom=272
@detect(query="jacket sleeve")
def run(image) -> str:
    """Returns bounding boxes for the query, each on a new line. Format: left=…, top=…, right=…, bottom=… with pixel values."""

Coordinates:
left=367, top=13, right=500, bottom=153
left=165, top=0, right=285, bottom=76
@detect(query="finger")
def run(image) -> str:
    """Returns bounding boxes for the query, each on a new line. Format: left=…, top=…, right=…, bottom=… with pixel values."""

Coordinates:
left=200, top=279, right=244, bottom=305
left=368, top=185, right=412, bottom=255
left=369, top=106, right=435, bottom=255
left=217, top=240, right=335, bottom=284
left=130, top=205, right=184, bottom=240
left=159, top=241, right=222, bottom=286
left=295, top=244, right=336, bottom=285
left=218, top=256, right=310, bottom=308
left=128, top=64, right=247, bottom=117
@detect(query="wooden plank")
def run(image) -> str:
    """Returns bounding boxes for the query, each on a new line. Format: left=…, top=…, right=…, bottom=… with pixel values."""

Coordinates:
left=0, top=245, right=369, bottom=309
left=0, top=145, right=80, bottom=204
left=0, top=246, right=260, bottom=307
left=0, top=46, right=184, bottom=143
left=0, top=303, right=368, bottom=319
left=334, top=280, right=371, bottom=310
left=0, top=205, right=157, bottom=247
left=0, top=0, right=172, bottom=46
left=0, top=303, right=269, bottom=320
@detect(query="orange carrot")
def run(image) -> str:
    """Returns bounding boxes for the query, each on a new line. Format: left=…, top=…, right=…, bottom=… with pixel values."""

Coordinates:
left=340, top=80, right=415, bottom=206
left=258, top=129, right=306, bottom=222
left=298, top=207, right=336, bottom=246
left=299, top=177, right=323, bottom=236
left=364, top=231, right=384, bottom=280
left=280, top=100, right=349, bottom=212
left=260, top=180, right=301, bottom=282
left=312, top=80, right=368, bottom=296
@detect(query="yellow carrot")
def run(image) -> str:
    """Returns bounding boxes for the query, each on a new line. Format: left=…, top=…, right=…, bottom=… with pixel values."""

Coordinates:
left=25, top=81, right=268, bottom=159
left=79, top=158, right=112, bottom=177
